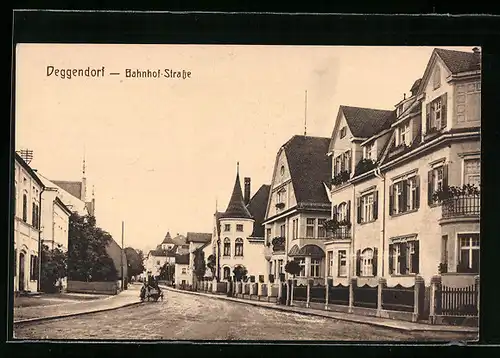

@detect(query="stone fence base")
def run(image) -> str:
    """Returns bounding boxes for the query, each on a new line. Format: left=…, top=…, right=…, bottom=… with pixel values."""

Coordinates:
left=67, top=280, right=118, bottom=295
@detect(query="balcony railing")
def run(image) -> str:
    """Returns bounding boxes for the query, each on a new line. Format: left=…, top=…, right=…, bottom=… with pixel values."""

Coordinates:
left=327, top=227, right=352, bottom=240
left=442, top=195, right=480, bottom=219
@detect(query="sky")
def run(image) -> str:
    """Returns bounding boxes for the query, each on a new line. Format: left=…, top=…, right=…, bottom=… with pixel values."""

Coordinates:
left=15, top=44, right=475, bottom=253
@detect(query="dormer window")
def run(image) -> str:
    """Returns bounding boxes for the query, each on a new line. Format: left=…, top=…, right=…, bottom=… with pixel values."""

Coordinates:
left=426, top=94, right=448, bottom=133
left=364, top=142, right=375, bottom=160
left=340, top=127, right=347, bottom=139
left=398, top=122, right=411, bottom=147
left=433, top=67, right=441, bottom=89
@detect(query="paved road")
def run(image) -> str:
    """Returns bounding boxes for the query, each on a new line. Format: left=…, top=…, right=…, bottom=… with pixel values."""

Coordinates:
left=14, top=289, right=477, bottom=341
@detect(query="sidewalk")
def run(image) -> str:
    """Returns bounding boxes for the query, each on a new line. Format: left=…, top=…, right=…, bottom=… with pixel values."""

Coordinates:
left=163, top=286, right=478, bottom=334
left=14, top=285, right=141, bottom=324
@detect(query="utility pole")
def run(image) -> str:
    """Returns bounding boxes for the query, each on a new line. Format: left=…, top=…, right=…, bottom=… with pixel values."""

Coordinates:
left=121, top=221, right=124, bottom=291
left=304, top=90, right=308, bottom=136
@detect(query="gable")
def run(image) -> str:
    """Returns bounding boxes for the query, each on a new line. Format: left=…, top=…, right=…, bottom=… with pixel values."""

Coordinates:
left=265, top=148, right=297, bottom=219
left=328, top=110, right=352, bottom=153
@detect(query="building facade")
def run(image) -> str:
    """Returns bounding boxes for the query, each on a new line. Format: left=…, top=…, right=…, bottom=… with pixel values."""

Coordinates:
left=13, top=153, right=45, bottom=293
left=326, top=47, right=481, bottom=288
left=211, top=166, right=270, bottom=282
left=186, top=232, right=212, bottom=284
left=263, top=135, right=332, bottom=285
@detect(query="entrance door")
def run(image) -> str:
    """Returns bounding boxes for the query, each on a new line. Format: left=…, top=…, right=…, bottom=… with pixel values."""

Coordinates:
left=18, top=252, right=25, bottom=292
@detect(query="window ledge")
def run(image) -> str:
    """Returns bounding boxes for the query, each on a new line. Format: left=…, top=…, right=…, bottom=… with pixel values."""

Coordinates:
left=337, top=275, right=348, bottom=278
left=358, top=275, right=377, bottom=278
left=390, top=274, right=418, bottom=277
left=234, top=255, right=244, bottom=258
left=358, top=219, right=377, bottom=226
left=390, top=208, right=419, bottom=218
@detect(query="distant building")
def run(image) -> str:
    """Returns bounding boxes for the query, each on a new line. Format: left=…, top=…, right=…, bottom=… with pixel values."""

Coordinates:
left=174, top=253, right=191, bottom=288
left=211, top=164, right=271, bottom=282
left=144, top=232, right=186, bottom=277
left=13, top=153, right=45, bottom=293
left=186, top=232, right=212, bottom=283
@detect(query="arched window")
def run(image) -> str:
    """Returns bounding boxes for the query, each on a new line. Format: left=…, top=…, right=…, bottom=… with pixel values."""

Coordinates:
left=337, top=202, right=348, bottom=222
left=235, top=238, right=244, bottom=256
left=223, top=267, right=231, bottom=280
left=361, top=248, right=374, bottom=276
left=223, top=238, right=231, bottom=256
left=22, top=194, right=27, bottom=222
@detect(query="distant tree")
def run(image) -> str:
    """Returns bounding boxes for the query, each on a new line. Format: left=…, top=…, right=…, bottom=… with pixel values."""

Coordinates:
left=124, top=247, right=145, bottom=280
left=207, top=254, right=216, bottom=277
left=233, top=265, right=248, bottom=282
left=40, top=244, right=67, bottom=293
left=193, top=248, right=206, bottom=281
left=67, top=213, right=118, bottom=282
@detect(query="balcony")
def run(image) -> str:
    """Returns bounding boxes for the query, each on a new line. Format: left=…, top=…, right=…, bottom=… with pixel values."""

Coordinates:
left=271, top=236, right=286, bottom=252
left=442, top=195, right=480, bottom=219
left=329, top=227, right=352, bottom=240
left=332, top=170, right=350, bottom=187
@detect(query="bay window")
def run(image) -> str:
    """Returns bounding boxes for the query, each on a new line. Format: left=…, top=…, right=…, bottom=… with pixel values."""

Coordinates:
left=310, top=259, right=321, bottom=277
left=338, top=250, right=347, bottom=277
left=294, top=258, right=306, bottom=277
left=306, top=218, right=315, bottom=238
left=458, top=234, right=479, bottom=274
left=327, top=251, right=334, bottom=276
left=292, top=219, right=298, bottom=239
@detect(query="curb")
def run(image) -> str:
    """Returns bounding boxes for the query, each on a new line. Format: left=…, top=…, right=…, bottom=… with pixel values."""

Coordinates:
left=14, top=300, right=142, bottom=325
left=164, top=287, right=478, bottom=334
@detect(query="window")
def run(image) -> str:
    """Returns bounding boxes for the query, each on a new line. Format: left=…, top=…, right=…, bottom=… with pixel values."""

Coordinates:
left=317, top=219, right=326, bottom=238
left=390, top=175, right=420, bottom=215
left=306, top=218, right=315, bottom=238
left=32, top=202, right=36, bottom=228
left=426, top=94, right=447, bottom=132
left=22, top=194, right=27, bottom=222
left=456, top=82, right=481, bottom=123
left=223, top=238, right=231, bottom=256
left=361, top=248, right=374, bottom=276
left=280, top=224, right=286, bottom=238
left=458, top=234, right=479, bottom=274
left=335, top=202, right=349, bottom=222
left=224, top=224, right=231, bottom=232
left=156, top=260, right=160, bottom=265
left=278, top=259, right=284, bottom=274
left=294, top=258, right=306, bottom=277
left=292, top=219, right=298, bottom=239
left=463, top=158, right=480, bottom=188
left=327, top=251, right=334, bottom=276
left=389, top=239, right=420, bottom=275
left=223, top=267, right=231, bottom=279
left=236, top=224, right=244, bottom=232
left=181, top=268, right=187, bottom=274
left=340, top=126, right=347, bottom=138
left=310, top=259, right=321, bottom=277
left=433, top=66, right=441, bottom=89
left=333, top=150, right=352, bottom=176
left=280, top=165, right=285, bottom=176
left=441, top=235, right=448, bottom=268
left=357, top=191, right=378, bottom=223
left=30, top=255, right=38, bottom=281
left=266, top=228, right=271, bottom=241
left=399, top=122, right=411, bottom=147
left=364, top=142, right=374, bottom=160
left=338, top=250, right=347, bottom=277
left=235, top=238, right=244, bottom=256
left=427, top=164, right=448, bottom=205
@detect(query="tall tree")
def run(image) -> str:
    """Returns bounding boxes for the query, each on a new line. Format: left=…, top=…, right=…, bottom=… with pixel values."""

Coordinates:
left=193, top=248, right=206, bottom=287
left=207, top=254, right=216, bottom=277
left=67, top=213, right=118, bottom=282
left=40, top=243, right=67, bottom=293
left=124, top=247, right=145, bottom=279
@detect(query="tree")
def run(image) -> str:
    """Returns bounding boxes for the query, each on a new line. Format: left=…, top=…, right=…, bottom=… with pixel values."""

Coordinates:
left=233, top=265, right=248, bottom=282
left=193, top=248, right=206, bottom=281
left=67, top=213, right=118, bottom=282
left=40, top=243, right=67, bottom=293
left=285, top=260, right=302, bottom=278
left=207, top=254, right=216, bottom=277
left=124, top=247, right=145, bottom=280
left=159, top=262, right=175, bottom=282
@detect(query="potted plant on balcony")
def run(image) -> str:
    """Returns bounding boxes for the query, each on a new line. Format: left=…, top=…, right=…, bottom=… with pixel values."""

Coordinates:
left=433, top=184, right=480, bottom=215
left=331, top=170, right=350, bottom=186
left=354, top=158, right=376, bottom=176
left=424, top=126, right=440, bottom=140
left=438, top=263, right=448, bottom=274
left=271, top=236, right=286, bottom=251
left=275, top=202, right=285, bottom=210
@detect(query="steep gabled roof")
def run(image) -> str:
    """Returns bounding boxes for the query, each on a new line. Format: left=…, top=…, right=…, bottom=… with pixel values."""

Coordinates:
left=172, top=234, right=187, bottom=246
left=15, top=153, right=45, bottom=188
left=340, top=106, right=396, bottom=139
left=246, top=184, right=271, bottom=238
left=51, top=180, right=82, bottom=200
left=162, top=232, right=173, bottom=244
left=186, top=232, right=212, bottom=243
left=434, top=48, right=481, bottom=74
left=220, top=169, right=253, bottom=219
left=283, top=135, right=332, bottom=205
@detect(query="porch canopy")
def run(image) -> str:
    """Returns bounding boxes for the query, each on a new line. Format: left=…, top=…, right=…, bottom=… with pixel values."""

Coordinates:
left=288, top=244, right=325, bottom=259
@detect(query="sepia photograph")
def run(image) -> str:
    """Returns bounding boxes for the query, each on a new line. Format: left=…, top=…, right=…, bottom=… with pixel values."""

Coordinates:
left=12, top=43, right=480, bottom=342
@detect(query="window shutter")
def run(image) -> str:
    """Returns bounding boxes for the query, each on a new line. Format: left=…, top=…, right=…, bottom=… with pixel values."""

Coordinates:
left=412, top=241, right=420, bottom=274
left=372, top=247, right=378, bottom=277
left=32, top=203, right=35, bottom=226
left=388, top=185, right=394, bottom=216
left=356, top=197, right=362, bottom=223
left=348, top=151, right=352, bottom=173
left=332, top=205, right=338, bottom=221
left=400, top=243, right=408, bottom=275
left=443, top=164, right=449, bottom=191
left=334, top=158, right=338, bottom=176
left=441, top=94, right=448, bottom=128
left=340, top=153, right=345, bottom=172
left=415, top=175, right=420, bottom=209
left=347, top=200, right=351, bottom=223
left=427, top=170, right=434, bottom=205
left=388, top=244, right=394, bottom=274
left=14, top=250, right=17, bottom=276
left=356, top=249, right=361, bottom=277
left=401, top=180, right=408, bottom=212
left=426, top=103, right=431, bottom=131
left=373, top=190, right=378, bottom=220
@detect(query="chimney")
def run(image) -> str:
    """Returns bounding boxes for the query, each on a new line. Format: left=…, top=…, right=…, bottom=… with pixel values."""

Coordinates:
left=244, top=177, right=251, bottom=205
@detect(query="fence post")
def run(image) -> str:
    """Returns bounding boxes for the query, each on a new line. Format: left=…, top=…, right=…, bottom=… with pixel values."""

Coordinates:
left=306, top=279, right=313, bottom=308
left=212, top=278, right=217, bottom=293
left=349, top=278, right=357, bottom=314
left=429, top=275, right=442, bottom=324
left=287, top=279, right=292, bottom=306
left=377, top=277, right=387, bottom=317
left=413, top=275, right=424, bottom=322
left=475, top=275, right=480, bottom=317
left=325, top=279, right=332, bottom=310
left=278, top=278, right=283, bottom=304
